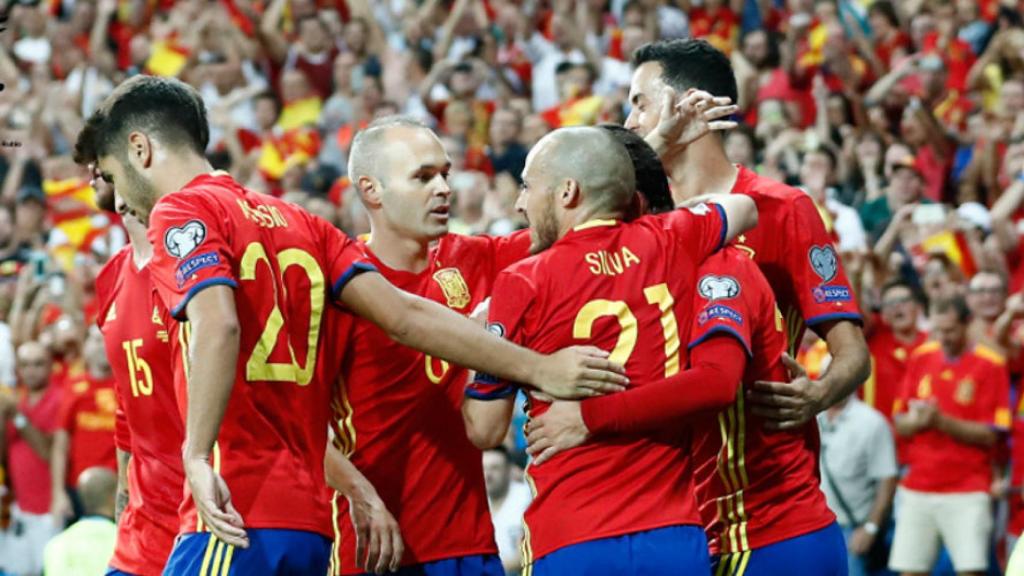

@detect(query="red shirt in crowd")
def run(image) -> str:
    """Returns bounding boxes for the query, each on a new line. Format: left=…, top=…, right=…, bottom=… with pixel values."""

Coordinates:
left=730, top=166, right=862, bottom=355
left=147, top=171, right=372, bottom=536
left=689, top=249, right=836, bottom=555
left=863, top=325, right=928, bottom=420
left=330, top=231, right=529, bottom=574
left=1008, top=392, right=1024, bottom=537
left=6, top=386, right=62, bottom=514
left=895, top=342, right=1011, bottom=493
left=469, top=207, right=727, bottom=561
left=58, top=373, right=117, bottom=484
left=96, top=246, right=184, bottom=576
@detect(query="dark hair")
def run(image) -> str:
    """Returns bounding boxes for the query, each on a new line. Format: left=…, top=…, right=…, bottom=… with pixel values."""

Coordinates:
left=598, top=124, right=673, bottom=214
left=929, top=295, right=970, bottom=323
left=803, top=145, right=837, bottom=171
left=254, top=89, right=282, bottom=117
left=868, top=1, right=900, bottom=27
left=880, top=278, right=923, bottom=305
left=74, top=75, right=209, bottom=166
left=485, top=445, right=512, bottom=463
left=632, top=39, right=738, bottom=104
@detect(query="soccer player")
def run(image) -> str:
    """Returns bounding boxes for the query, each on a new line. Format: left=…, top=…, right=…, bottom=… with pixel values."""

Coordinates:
left=463, top=126, right=758, bottom=575
left=89, top=161, right=184, bottom=576
left=326, top=116, right=530, bottom=576
left=74, top=75, right=626, bottom=574
left=624, top=39, right=869, bottom=429
left=527, top=127, right=847, bottom=575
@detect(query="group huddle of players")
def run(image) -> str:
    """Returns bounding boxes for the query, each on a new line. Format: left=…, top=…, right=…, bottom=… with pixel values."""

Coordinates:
left=73, top=39, right=870, bottom=576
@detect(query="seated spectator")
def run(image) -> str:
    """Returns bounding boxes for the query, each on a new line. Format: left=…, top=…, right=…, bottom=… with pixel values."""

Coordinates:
left=42, top=466, right=117, bottom=576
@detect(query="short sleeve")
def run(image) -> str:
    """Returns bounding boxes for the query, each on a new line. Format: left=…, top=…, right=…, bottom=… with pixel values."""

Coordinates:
left=466, top=270, right=536, bottom=401
left=660, top=202, right=728, bottom=266
left=787, top=196, right=862, bottom=328
left=982, top=361, right=1012, bottom=431
left=310, top=216, right=376, bottom=299
left=688, top=255, right=754, bottom=358
left=147, top=194, right=238, bottom=320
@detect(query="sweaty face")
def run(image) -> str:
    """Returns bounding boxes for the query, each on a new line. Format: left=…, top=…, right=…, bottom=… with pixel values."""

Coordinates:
left=624, top=62, right=669, bottom=138
left=97, top=153, right=159, bottom=222
left=518, top=143, right=560, bottom=254
left=376, top=127, right=453, bottom=241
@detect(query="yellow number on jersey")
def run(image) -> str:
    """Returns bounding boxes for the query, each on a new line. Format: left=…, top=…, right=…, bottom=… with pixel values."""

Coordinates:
left=240, top=243, right=326, bottom=385
left=425, top=355, right=451, bottom=384
left=572, top=283, right=681, bottom=374
left=122, top=339, right=153, bottom=397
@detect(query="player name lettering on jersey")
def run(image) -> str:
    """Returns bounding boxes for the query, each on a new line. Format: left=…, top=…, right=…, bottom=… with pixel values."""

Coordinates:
left=236, top=198, right=288, bottom=228
left=584, top=246, right=641, bottom=276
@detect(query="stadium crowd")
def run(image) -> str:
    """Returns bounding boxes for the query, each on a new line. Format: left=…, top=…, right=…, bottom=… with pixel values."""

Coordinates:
left=0, top=0, right=1021, bottom=574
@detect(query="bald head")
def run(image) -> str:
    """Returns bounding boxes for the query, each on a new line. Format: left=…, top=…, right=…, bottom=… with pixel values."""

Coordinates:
left=527, top=127, right=636, bottom=215
left=77, top=466, right=117, bottom=517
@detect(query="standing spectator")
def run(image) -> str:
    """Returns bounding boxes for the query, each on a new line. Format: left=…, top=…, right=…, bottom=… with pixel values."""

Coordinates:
left=487, top=108, right=528, bottom=182
left=0, top=341, right=61, bottom=576
left=483, top=447, right=531, bottom=576
left=818, top=392, right=899, bottom=576
left=965, top=270, right=1009, bottom=352
left=49, top=325, right=115, bottom=526
left=864, top=280, right=928, bottom=420
left=891, top=296, right=1011, bottom=576
left=42, top=466, right=117, bottom=576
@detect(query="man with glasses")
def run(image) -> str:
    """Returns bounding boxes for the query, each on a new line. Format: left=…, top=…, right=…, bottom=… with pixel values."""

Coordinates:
left=864, top=280, right=927, bottom=421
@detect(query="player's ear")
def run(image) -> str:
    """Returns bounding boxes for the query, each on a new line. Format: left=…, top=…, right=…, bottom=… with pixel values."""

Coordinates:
left=560, top=179, right=581, bottom=209
left=357, top=176, right=382, bottom=208
left=127, top=131, right=153, bottom=169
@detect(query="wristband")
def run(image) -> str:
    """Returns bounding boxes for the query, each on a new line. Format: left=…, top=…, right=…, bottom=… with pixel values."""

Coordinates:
left=863, top=521, right=879, bottom=535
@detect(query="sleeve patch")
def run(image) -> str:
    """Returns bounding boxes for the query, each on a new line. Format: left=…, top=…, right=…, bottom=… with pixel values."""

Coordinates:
left=812, top=285, right=852, bottom=303
left=698, top=304, right=744, bottom=326
left=698, top=275, right=741, bottom=301
left=163, top=220, right=208, bottom=259
left=176, top=252, right=221, bottom=288
left=808, top=245, right=838, bottom=283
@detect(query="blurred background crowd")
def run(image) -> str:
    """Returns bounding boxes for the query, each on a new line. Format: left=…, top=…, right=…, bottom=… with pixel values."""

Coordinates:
left=0, top=0, right=1022, bottom=574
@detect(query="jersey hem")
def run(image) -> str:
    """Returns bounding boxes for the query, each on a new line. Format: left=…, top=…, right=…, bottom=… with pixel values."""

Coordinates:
left=179, top=520, right=333, bottom=539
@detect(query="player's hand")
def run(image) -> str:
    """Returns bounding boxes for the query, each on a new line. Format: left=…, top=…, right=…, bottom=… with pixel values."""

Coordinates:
left=49, top=489, right=72, bottom=528
left=532, top=346, right=628, bottom=400
left=184, top=457, right=249, bottom=548
left=349, top=489, right=404, bottom=574
left=748, top=354, right=826, bottom=430
left=647, top=88, right=738, bottom=158
left=849, top=526, right=875, bottom=555
left=525, top=401, right=589, bottom=465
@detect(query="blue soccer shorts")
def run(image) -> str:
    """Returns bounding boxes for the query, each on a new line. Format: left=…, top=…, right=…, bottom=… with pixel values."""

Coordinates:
left=162, top=529, right=331, bottom=575
left=712, top=522, right=848, bottom=576
left=356, top=553, right=503, bottom=576
left=530, top=525, right=710, bottom=575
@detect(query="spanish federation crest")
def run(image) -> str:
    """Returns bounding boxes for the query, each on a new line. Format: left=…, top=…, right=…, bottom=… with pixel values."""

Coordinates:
left=433, top=268, right=471, bottom=310
left=955, top=379, right=976, bottom=406
left=698, top=275, right=740, bottom=301
left=808, top=245, right=838, bottom=284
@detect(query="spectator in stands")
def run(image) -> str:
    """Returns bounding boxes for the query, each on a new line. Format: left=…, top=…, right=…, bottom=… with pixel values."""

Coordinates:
left=966, top=270, right=1010, bottom=351
left=818, top=390, right=898, bottom=576
left=891, top=296, right=1011, bottom=576
left=42, top=466, right=117, bottom=576
left=483, top=446, right=531, bottom=576
left=864, top=280, right=928, bottom=420
left=0, top=341, right=60, bottom=576
left=49, top=325, right=115, bottom=526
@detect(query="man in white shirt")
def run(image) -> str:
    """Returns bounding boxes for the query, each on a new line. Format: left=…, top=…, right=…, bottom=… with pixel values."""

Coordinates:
left=483, top=447, right=532, bottom=576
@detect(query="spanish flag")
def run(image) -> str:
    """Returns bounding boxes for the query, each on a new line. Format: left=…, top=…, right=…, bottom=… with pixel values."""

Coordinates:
left=43, top=178, right=113, bottom=271
left=277, top=96, right=323, bottom=131
left=258, top=128, right=322, bottom=182
left=540, top=95, right=604, bottom=128
left=914, top=229, right=978, bottom=278
left=145, top=39, right=190, bottom=78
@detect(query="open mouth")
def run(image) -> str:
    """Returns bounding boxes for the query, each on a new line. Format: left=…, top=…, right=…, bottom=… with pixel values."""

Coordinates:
left=430, top=205, right=450, bottom=217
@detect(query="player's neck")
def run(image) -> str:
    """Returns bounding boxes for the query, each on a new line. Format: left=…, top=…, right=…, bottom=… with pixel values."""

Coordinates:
left=366, top=226, right=432, bottom=273
left=125, top=221, right=153, bottom=268
left=667, top=142, right=738, bottom=203
left=153, top=155, right=215, bottom=199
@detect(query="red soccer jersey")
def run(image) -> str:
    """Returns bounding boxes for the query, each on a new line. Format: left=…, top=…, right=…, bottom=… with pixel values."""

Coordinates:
left=863, top=326, right=927, bottom=420
left=470, top=207, right=727, bottom=561
left=730, top=166, right=862, bottom=354
left=329, top=231, right=529, bottom=574
left=688, top=249, right=836, bottom=555
left=895, top=342, right=1011, bottom=493
left=59, top=373, right=117, bottom=483
left=147, top=171, right=373, bottom=536
left=7, top=386, right=62, bottom=514
left=1009, top=392, right=1024, bottom=537
left=96, top=246, right=184, bottom=576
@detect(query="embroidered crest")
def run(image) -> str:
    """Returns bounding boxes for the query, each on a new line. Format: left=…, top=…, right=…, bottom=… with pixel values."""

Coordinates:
left=433, top=268, right=471, bottom=310
left=698, top=275, right=740, bottom=301
left=808, top=245, right=838, bottom=283
left=955, top=379, right=975, bottom=405
left=163, top=220, right=207, bottom=259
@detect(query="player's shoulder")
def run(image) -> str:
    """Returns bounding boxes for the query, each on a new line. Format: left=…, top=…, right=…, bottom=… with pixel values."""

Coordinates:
left=971, top=343, right=1007, bottom=368
left=495, top=252, right=545, bottom=290
left=734, top=168, right=811, bottom=214
left=909, top=340, right=942, bottom=360
left=95, top=247, right=132, bottom=321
